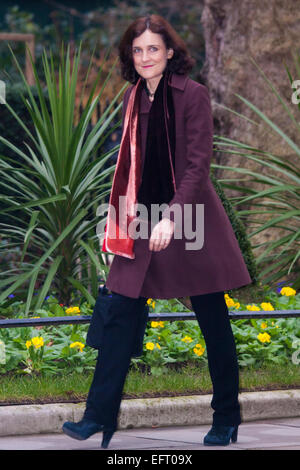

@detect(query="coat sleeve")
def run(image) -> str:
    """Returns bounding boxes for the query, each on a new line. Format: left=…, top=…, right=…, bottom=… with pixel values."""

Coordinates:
left=162, top=84, right=214, bottom=223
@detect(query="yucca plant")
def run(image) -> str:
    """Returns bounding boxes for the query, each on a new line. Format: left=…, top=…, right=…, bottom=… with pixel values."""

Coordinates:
left=0, top=41, right=128, bottom=311
left=211, top=54, right=300, bottom=289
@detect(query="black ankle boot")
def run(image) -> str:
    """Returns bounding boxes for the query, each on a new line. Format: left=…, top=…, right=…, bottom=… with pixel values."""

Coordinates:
left=62, top=419, right=115, bottom=448
left=203, top=424, right=239, bottom=446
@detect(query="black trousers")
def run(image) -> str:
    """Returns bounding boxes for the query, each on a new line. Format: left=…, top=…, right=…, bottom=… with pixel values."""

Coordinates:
left=83, top=290, right=241, bottom=428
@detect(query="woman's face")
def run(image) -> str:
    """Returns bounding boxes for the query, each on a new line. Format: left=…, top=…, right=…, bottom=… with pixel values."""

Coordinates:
left=131, top=29, right=173, bottom=81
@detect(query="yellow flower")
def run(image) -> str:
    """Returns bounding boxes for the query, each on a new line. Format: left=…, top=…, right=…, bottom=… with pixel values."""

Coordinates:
left=193, top=344, right=205, bottom=356
left=151, top=320, right=164, bottom=328
left=280, top=287, right=296, bottom=296
left=146, top=342, right=155, bottom=350
left=260, top=302, right=274, bottom=311
left=69, top=341, right=85, bottom=352
left=65, top=306, right=81, bottom=315
left=26, top=340, right=32, bottom=349
left=156, top=343, right=161, bottom=349
left=181, top=335, right=193, bottom=343
left=147, top=299, right=156, bottom=309
left=31, top=336, right=44, bottom=349
left=246, top=304, right=261, bottom=311
left=225, top=293, right=240, bottom=309
left=260, top=322, right=268, bottom=329
left=225, top=297, right=235, bottom=307
left=257, top=332, right=271, bottom=343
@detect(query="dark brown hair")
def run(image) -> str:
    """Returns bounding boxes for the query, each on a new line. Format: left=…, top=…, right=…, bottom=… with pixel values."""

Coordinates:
left=118, top=14, right=196, bottom=84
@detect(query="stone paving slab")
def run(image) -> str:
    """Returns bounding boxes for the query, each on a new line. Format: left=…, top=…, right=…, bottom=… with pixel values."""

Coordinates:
left=0, top=418, right=299, bottom=450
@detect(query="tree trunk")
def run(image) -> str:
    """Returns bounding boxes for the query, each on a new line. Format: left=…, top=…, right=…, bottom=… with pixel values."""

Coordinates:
left=199, top=0, right=300, bottom=267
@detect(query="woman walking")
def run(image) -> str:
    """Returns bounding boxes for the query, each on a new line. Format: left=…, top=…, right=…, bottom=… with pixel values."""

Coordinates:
left=63, top=14, right=252, bottom=448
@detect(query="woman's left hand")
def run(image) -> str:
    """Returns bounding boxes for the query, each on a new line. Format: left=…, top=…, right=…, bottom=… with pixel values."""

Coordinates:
left=149, top=218, right=175, bottom=251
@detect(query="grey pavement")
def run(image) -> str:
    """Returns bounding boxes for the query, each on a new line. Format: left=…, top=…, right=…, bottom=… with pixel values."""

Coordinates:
left=0, top=417, right=299, bottom=450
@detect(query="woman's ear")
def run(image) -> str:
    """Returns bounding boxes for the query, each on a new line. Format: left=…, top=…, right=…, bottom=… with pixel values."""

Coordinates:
left=167, top=48, right=174, bottom=59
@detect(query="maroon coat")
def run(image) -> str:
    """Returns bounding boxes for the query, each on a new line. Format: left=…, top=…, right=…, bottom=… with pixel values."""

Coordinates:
left=105, top=72, right=252, bottom=299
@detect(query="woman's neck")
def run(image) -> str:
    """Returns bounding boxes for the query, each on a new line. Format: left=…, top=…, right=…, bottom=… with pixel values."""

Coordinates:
left=145, top=73, right=163, bottom=95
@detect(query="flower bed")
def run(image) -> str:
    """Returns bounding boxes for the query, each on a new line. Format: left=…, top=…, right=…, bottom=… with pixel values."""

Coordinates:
left=0, top=285, right=299, bottom=377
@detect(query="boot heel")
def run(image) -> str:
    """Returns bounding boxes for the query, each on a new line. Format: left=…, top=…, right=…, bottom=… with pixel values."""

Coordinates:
left=101, top=430, right=115, bottom=449
left=231, top=426, right=238, bottom=443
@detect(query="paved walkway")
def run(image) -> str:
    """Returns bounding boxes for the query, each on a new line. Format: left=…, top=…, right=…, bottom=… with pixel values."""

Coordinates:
left=0, top=417, right=299, bottom=450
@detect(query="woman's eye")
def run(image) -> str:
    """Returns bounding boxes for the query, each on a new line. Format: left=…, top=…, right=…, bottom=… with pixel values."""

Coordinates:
left=133, top=47, right=157, bottom=53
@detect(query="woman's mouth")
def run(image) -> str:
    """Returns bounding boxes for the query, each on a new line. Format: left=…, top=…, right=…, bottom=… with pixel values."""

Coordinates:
left=142, top=65, right=154, bottom=68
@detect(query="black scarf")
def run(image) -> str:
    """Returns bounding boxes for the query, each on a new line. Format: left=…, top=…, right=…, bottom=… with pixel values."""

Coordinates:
left=137, top=69, right=176, bottom=222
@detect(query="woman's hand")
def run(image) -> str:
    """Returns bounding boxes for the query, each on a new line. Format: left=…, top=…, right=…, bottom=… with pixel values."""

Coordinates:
left=149, top=218, right=175, bottom=252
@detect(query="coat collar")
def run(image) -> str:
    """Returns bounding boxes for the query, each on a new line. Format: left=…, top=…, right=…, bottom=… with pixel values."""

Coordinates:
left=168, top=72, right=189, bottom=91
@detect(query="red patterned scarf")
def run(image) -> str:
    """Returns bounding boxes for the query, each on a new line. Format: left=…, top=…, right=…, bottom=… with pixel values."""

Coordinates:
left=102, top=70, right=175, bottom=259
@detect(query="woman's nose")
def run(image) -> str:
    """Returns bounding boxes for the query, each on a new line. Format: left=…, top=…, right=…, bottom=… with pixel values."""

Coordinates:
left=142, top=51, right=150, bottom=61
